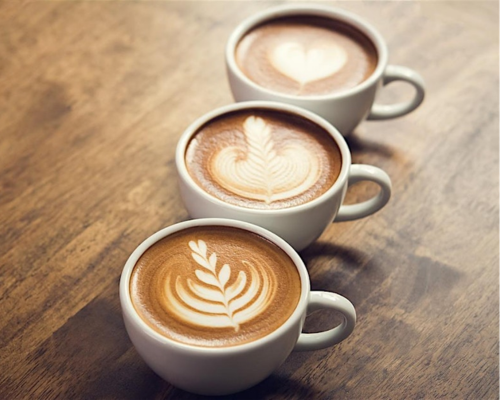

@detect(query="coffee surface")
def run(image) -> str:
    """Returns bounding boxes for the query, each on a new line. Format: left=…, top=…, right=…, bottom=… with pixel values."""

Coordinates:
left=185, top=109, right=342, bottom=209
left=130, top=226, right=301, bottom=347
left=235, top=16, right=378, bottom=96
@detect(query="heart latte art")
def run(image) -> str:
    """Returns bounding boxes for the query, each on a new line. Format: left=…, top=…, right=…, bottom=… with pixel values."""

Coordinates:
left=235, top=16, right=378, bottom=96
left=269, top=42, right=347, bottom=85
left=185, top=110, right=342, bottom=210
left=130, top=226, right=301, bottom=347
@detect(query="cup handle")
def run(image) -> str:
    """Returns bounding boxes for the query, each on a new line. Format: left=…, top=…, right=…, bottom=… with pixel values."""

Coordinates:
left=367, top=64, right=425, bottom=120
left=335, top=164, right=392, bottom=222
left=294, top=292, right=356, bottom=352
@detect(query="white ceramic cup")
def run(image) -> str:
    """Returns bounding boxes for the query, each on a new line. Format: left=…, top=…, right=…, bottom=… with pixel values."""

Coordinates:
left=175, top=101, right=392, bottom=251
left=225, top=4, right=426, bottom=135
left=120, top=218, right=356, bottom=396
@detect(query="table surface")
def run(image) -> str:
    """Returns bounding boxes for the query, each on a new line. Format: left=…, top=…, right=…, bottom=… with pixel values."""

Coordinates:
left=1, top=1, right=498, bottom=399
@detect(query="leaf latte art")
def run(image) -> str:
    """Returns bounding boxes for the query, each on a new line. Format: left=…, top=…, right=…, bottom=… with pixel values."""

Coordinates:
left=185, top=109, right=342, bottom=209
left=164, top=239, right=275, bottom=331
left=130, top=226, right=301, bottom=347
left=211, top=116, right=321, bottom=204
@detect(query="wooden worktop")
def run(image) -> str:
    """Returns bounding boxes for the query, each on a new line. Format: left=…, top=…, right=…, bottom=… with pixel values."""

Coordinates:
left=0, top=1, right=498, bottom=399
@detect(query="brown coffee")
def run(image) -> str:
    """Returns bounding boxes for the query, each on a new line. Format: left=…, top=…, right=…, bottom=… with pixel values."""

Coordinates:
left=185, top=109, right=342, bottom=210
left=130, top=226, right=301, bottom=348
left=235, top=16, right=378, bottom=96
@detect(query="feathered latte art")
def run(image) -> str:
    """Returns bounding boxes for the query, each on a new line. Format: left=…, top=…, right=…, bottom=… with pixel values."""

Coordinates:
left=164, top=239, right=276, bottom=331
left=210, top=116, right=321, bottom=204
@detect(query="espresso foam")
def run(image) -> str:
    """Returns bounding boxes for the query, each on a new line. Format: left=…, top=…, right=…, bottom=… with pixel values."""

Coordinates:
left=185, top=109, right=342, bottom=210
left=235, top=16, right=378, bottom=96
left=130, top=226, right=301, bottom=348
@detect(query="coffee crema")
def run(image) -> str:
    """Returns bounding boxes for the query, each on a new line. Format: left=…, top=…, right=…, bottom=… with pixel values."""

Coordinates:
left=130, top=226, right=301, bottom=348
left=185, top=109, right=342, bottom=210
left=235, top=16, right=378, bottom=96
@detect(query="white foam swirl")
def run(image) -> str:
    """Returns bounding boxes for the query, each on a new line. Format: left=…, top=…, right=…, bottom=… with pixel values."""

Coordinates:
left=210, top=116, right=321, bottom=204
left=269, top=41, right=347, bottom=84
left=164, top=240, right=275, bottom=331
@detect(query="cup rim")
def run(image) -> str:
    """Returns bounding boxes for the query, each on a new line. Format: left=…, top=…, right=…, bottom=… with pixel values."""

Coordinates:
left=175, top=101, right=352, bottom=215
left=225, top=3, right=389, bottom=100
left=120, top=218, right=311, bottom=354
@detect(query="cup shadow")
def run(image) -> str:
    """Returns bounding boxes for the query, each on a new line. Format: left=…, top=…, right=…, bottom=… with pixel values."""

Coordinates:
left=166, top=372, right=322, bottom=400
left=344, top=129, right=397, bottom=160
left=300, top=241, right=369, bottom=271
left=299, top=240, right=384, bottom=307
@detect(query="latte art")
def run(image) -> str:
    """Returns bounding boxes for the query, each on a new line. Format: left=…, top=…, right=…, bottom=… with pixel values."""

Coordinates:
left=270, top=41, right=348, bottom=85
left=185, top=109, right=342, bottom=210
left=165, top=239, right=275, bottom=331
left=235, top=16, right=378, bottom=96
left=130, top=226, right=301, bottom=347
left=212, top=116, right=320, bottom=204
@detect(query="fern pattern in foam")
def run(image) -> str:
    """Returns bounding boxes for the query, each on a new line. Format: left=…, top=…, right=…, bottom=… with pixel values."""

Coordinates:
left=164, top=239, right=275, bottom=331
left=212, top=116, right=321, bottom=204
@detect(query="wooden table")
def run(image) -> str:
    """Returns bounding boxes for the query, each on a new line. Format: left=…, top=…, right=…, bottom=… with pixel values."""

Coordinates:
left=1, top=1, right=498, bottom=399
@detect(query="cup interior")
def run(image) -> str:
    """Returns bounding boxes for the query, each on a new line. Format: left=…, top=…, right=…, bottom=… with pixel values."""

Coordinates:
left=120, top=218, right=311, bottom=354
left=226, top=4, right=388, bottom=100
left=175, top=101, right=352, bottom=215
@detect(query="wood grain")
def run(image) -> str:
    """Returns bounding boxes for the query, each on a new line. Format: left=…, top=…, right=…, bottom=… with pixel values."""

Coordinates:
left=0, top=1, right=498, bottom=399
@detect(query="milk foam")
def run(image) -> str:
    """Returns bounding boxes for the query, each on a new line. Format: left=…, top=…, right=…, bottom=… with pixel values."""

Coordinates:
left=164, top=239, right=275, bottom=331
left=130, top=226, right=302, bottom=347
left=211, top=116, right=321, bottom=204
left=185, top=109, right=342, bottom=210
left=269, top=41, right=347, bottom=85
left=235, top=17, right=378, bottom=96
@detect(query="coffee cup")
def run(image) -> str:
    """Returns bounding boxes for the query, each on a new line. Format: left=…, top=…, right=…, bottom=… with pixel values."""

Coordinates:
left=120, top=218, right=356, bottom=395
left=175, top=101, right=392, bottom=251
left=225, top=4, right=425, bottom=135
